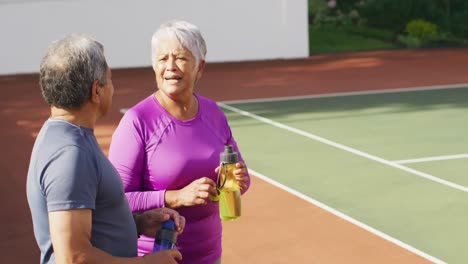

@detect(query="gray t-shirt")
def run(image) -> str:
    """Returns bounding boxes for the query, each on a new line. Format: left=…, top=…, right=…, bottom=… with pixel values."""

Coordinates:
left=27, top=119, right=137, bottom=264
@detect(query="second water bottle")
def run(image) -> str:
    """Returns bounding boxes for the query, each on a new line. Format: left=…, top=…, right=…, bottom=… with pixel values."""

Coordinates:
left=153, top=220, right=177, bottom=251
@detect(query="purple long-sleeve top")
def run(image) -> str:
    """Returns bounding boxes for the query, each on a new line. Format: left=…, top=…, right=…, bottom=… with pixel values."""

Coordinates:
left=108, top=93, right=250, bottom=264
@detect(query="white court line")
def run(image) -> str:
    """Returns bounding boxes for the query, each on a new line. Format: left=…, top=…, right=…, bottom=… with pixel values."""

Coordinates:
left=395, top=154, right=468, bottom=164
left=219, top=83, right=468, bottom=104
left=120, top=84, right=468, bottom=114
left=218, top=103, right=468, bottom=193
left=249, top=168, right=446, bottom=264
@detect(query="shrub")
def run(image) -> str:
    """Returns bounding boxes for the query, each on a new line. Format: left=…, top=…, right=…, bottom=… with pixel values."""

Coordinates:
left=308, top=0, right=328, bottom=15
left=313, top=9, right=355, bottom=28
left=397, top=35, right=422, bottom=48
left=308, top=0, right=328, bottom=23
left=358, top=0, right=443, bottom=33
left=405, top=19, right=438, bottom=40
left=449, top=7, right=468, bottom=38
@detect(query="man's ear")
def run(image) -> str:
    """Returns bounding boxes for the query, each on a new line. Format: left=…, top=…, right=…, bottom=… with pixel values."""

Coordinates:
left=90, top=80, right=101, bottom=103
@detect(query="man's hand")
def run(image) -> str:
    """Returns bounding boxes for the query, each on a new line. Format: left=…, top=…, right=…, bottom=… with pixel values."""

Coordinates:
left=135, top=208, right=185, bottom=237
left=141, top=249, right=182, bottom=264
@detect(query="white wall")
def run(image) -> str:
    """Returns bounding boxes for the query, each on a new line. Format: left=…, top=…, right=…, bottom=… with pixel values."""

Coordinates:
left=0, top=0, right=308, bottom=75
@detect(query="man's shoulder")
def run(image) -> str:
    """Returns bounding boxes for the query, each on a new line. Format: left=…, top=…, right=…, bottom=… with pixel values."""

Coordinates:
left=27, top=120, right=100, bottom=200
left=34, top=120, right=95, bottom=160
left=44, top=119, right=91, bottom=143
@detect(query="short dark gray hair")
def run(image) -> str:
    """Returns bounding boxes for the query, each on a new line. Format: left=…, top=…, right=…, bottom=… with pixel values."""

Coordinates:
left=151, top=20, right=207, bottom=68
left=39, top=34, right=108, bottom=109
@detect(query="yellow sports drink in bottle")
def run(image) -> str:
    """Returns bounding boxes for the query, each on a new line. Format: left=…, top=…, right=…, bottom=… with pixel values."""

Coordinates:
left=217, top=145, right=241, bottom=220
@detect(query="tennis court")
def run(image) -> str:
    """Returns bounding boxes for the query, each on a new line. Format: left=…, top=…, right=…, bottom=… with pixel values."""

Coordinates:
left=2, top=48, right=468, bottom=263
left=220, top=86, right=468, bottom=264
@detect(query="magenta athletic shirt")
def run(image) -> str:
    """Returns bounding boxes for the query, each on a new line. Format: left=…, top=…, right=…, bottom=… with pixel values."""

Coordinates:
left=108, top=93, right=250, bottom=264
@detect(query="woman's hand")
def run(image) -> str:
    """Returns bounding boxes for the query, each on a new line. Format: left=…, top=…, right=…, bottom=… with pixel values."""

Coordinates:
left=165, top=177, right=218, bottom=208
left=234, top=162, right=249, bottom=190
left=215, top=161, right=249, bottom=190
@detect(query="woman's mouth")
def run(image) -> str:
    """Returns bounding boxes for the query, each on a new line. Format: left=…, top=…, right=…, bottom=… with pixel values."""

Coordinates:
left=164, top=76, right=182, bottom=81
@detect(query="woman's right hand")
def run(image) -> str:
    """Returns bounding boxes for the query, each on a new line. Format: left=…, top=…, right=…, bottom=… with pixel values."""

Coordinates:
left=165, top=177, right=218, bottom=208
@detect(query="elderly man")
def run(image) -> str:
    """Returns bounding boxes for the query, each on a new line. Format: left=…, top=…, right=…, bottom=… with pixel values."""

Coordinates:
left=26, top=34, right=184, bottom=264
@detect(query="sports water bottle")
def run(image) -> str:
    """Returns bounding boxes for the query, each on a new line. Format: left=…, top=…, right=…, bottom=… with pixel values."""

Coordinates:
left=153, top=220, right=177, bottom=251
left=217, top=145, right=242, bottom=220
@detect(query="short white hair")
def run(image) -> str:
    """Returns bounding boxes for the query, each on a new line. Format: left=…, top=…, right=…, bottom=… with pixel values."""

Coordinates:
left=151, top=20, right=207, bottom=67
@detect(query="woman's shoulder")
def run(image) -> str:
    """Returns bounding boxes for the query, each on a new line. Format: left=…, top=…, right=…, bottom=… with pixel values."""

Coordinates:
left=125, top=94, right=160, bottom=117
left=121, top=94, right=168, bottom=126
left=196, top=94, right=222, bottom=113
left=196, top=94, right=229, bottom=129
left=129, top=94, right=156, bottom=111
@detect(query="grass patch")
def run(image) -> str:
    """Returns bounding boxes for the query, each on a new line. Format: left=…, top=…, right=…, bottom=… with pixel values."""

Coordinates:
left=309, top=26, right=398, bottom=54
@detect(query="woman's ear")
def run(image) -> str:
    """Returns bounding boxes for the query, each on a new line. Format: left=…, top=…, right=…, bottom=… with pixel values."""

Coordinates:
left=196, top=60, right=206, bottom=80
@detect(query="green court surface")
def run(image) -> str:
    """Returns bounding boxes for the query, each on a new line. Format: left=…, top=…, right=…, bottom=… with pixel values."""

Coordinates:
left=221, top=87, right=468, bottom=264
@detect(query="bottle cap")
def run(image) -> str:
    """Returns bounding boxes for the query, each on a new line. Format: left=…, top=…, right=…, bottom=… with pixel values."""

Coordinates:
left=156, top=220, right=177, bottom=244
left=162, top=220, right=175, bottom=230
left=220, top=145, right=238, bottom=164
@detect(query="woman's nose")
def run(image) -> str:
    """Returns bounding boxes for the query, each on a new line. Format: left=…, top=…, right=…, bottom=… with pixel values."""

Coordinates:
left=165, top=57, right=177, bottom=71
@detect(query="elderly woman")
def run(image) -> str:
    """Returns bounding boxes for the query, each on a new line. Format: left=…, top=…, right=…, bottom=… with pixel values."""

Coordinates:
left=109, top=20, right=250, bottom=264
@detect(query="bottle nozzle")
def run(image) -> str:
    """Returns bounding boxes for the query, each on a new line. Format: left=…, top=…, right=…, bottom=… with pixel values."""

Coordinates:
left=220, top=145, right=238, bottom=164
